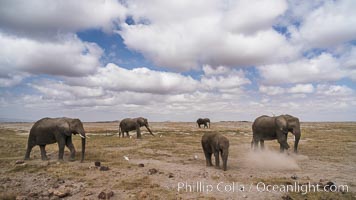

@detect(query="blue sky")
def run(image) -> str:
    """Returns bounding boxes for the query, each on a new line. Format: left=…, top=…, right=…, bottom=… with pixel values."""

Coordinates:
left=0, top=0, right=356, bottom=122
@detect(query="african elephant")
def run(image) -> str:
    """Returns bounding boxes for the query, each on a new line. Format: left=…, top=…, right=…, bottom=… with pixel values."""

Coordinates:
left=197, top=118, right=210, bottom=128
left=251, top=114, right=301, bottom=153
left=24, top=117, right=86, bottom=162
left=119, top=117, right=154, bottom=139
left=201, top=132, right=229, bottom=171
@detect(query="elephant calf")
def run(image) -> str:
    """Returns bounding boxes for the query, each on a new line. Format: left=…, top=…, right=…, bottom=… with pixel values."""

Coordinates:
left=201, top=132, right=229, bottom=171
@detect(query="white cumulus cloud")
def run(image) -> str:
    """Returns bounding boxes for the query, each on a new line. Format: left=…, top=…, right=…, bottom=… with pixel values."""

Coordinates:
left=259, top=85, right=286, bottom=95
left=119, top=0, right=296, bottom=71
left=0, top=33, right=103, bottom=78
left=316, top=84, right=353, bottom=96
left=66, top=63, right=199, bottom=94
left=259, top=84, right=314, bottom=96
left=258, top=53, right=345, bottom=84
left=201, top=66, right=250, bottom=91
left=288, top=84, right=314, bottom=93
left=0, top=0, right=127, bottom=36
left=0, top=73, right=28, bottom=87
left=289, top=0, right=356, bottom=48
left=223, top=0, right=287, bottom=34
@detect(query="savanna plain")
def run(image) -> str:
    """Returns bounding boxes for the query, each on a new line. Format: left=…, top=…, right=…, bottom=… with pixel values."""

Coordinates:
left=0, top=121, right=355, bottom=200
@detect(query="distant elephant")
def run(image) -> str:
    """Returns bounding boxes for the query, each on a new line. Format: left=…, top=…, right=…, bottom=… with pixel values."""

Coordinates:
left=119, top=117, right=154, bottom=139
left=25, top=117, right=86, bottom=162
left=201, top=132, right=229, bottom=171
left=197, top=118, right=210, bottom=128
left=251, top=114, right=301, bottom=153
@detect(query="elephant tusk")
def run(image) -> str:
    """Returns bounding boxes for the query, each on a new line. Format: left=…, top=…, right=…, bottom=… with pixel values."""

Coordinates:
left=79, top=134, right=86, bottom=139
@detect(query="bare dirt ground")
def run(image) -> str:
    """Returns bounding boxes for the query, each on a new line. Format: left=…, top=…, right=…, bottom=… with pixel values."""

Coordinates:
left=0, top=121, right=355, bottom=200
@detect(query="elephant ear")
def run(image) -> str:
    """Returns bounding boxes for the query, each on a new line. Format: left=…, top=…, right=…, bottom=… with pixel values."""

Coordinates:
left=283, top=115, right=298, bottom=128
left=275, top=116, right=288, bottom=133
left=60, top=118, right=72, bottom=136
left=67, top=118, right=81, bottom=136
left=285, top=115, right=299, bottom=123
left=138, top=117, right=146, bottom=125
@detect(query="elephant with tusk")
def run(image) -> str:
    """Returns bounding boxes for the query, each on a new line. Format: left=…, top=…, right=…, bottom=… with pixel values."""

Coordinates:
left=251, top=114, right=301, bottom=153
left=119, top=117, right=154, bottom=139
left=25, top=117, right=86, bottom=162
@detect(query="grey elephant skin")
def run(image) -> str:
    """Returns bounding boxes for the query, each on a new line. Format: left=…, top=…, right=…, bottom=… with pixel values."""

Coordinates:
left=24, top=117, right=86, bottom=162
left=251, top=114, right=301, bottom=153
left=119, top=117, right=154, bottom=139
left=197, top=118, right=210, bottom=128
left=201, top=132, right=229, bottom=171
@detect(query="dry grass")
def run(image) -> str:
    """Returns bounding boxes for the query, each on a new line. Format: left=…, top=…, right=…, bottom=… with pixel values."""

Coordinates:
left=0, top=121, right=355, bottom=199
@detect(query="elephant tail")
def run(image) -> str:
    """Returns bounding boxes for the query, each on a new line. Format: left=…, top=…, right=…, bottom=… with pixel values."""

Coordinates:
left=118, top=126, right=122, bottom=137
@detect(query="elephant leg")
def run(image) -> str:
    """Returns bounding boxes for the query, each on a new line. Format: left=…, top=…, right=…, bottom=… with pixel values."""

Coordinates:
left=202, top=142, right=213, bottom=166
left=39, top=145, right=48, bottom=160
left=204, top=149, right=213, bottom=166
left=126, top=131, right=130, bottom=137
left=253, top=138, right=259, bottom=151
left=25, top=145, right=34, bottom=160
left=207, top=153, right=213, bottom=166
left=136, top=127, right=142, bottom=139
left=57, top=139, right=65, bottom=161
left=260, top=140, right=265, bottom=150
left=214, top=151, right=220, bottom=168
left=222, top=152, right=228, bottom=171
left=280, top=144, right=284, bottom=153
left=66, top=137, right=76, bottom=161
left=204, top=151, right=213, bottom=166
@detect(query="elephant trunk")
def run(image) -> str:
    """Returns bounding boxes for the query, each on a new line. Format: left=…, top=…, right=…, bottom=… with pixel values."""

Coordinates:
left=145, top=125, right=154, bottom=136
left=293, top=130, right=301, bottom=154
left=81, top=137, right=86, bottom=162
left=282, top=142, right=290, bottom=150
left=80, top=132, right=86, bottom=162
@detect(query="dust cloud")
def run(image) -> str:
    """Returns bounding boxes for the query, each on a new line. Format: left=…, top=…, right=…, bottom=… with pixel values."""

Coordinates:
left=242, top=149, right=301, bottom=170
